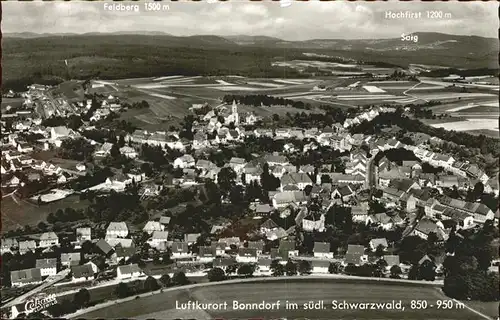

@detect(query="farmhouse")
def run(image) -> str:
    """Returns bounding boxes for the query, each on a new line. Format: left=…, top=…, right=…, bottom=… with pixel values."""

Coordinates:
left=117, top=264, right=143, bottom=280
left=312, top=260, right=330, bottom=274
left=313, top=242, right=333, bottom=259
left=11, top=268, right=43, bottom=287
left=39, top=232, right=59, bottom=248
left=106, top=222, right=129, bottom=238
left=71, top=264, right=95, bottom=283
left=35, top=258, right=57, bottom=277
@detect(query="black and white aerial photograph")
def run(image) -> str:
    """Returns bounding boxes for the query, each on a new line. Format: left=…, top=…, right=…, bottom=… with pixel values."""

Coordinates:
left=1, top=1, right=499, bottom=319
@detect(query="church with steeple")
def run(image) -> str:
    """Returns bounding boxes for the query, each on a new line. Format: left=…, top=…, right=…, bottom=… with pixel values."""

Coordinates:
left=222, top=100, right=239, bottom=126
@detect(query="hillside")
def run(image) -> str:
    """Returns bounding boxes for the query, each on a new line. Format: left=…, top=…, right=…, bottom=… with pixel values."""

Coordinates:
left=2, top=32, right=497, bottom=91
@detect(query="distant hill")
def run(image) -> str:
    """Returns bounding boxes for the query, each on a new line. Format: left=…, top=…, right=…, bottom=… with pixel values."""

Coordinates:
left=3, top=31, right=173, bottom=38
left=2, top=31, right=498, bottom=91
left=234, top=32, right=497, bottom=55
left=223, top=35, right=284, bottom=46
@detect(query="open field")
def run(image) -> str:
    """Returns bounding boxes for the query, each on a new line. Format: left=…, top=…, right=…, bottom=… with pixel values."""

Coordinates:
left=430, top=118, right=499, bottom=132
left=0, top=194, right=90, bottom=233
left=466, top=130, right=500, bottom=139
left=80, top=278, right=497, bottom=320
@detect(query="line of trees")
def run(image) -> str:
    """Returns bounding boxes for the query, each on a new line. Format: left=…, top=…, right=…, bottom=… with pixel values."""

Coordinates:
left=222, top=94, right=311, bottom=110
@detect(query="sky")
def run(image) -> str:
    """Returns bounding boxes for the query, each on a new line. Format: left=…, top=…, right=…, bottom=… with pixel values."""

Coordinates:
left=3, top=1, right=498, bottom=40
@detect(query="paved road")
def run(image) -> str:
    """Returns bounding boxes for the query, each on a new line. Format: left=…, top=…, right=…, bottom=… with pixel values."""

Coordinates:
left=79, top=278, right=496, bottom=320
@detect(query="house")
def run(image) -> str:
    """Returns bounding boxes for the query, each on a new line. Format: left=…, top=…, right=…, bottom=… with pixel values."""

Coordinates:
left=390, top=179, right=420, bottom=193
left=263, top=153, right=289, bottom=167
left=174, top=155, right=195, bottom=169
left=213, top=242, right=227, bottom=256
left=302, top=214, right=326, bottom=232
left=366, top=213, right=397, bottom=230
left=184, top=233, right=201, bottom=245
left=266, top=227, right=288, bottom=241
left=400, top=193, right=417, bottom=212
left=76, top=227, right=91, bottom=242
left=198, top=246, right=216, bottom=263
left=171, top=242, right=190, bottom=258
left=11, top=268, right=43, bottom=287
left=228, top=157, right=247, bottom=173
left=441, top=209, right=474, bottom=229
left=280, top=173, right=313, bottom=191
left=351, top=204, right=369, bottom=223
left=195, top=160, right=217, bottom=173
left=436, top=175, right=459, bottom=188
left=1, top=238, right=19, bottom=254
left=344, top=244, right=368, bottom=266
left=106, top=222, right=129, bottom=238
left=148, top=231, right=169, bottom=249
left=271, top=191, right=308, bottom=208
left=39, top=232, right=59, bottom=248
left=143, top=221, right=164, bottom=235
left=244, top=165, right=263, bottom=184
left=313, top=242, right=333, bottom=259
left=257, top=258, right=272, bottom=273
left=18, top=240, right=37, bottom=255
left=119, top=146, right=138, bottom=159
left=219, top=237, right=241, bottom=249
left=383, top=255, right=400, bottom=269
left=111, top=246, right=136, bottom=265
left=71, top=264, right=95, bottom=283
left=278, top=240, right=299, bottom=259
left=61, top=252, right=81, bottom=267
left=378, top=168, right=406, bottom=187
left=213, top=257, right=237, bottom=272
left=382, top=187, right=405, bottom=203
left=35, top=258, right=57, bottom=277
left=369, top=238, right=388, bottom=252
left=94, top=142, right=114, bottom=157
left=412, top=219, right=443, bottom=241
left=331, top=185, right=355, bottom=202
left=50, top=126, right=73, bottom=141
left=95, top=239, right=114, bottom=256
left=159, top=216, right=171, bottom=226
left=117, top=264, right=143, bottom=280
left=106, top=238, right=134, bottom=248
left=236, top=248, right=258, bottom=263
left=247, top=240, right=265, bottom=255
left=312, top=260, right=330, bottom=274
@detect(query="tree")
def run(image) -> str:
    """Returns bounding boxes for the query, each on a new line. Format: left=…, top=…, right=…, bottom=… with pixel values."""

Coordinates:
left=390, top=265, right=402, bottom=279
left=298, top=260, right=312, bottom=275
left=270, top=259, right=284, bottom=276
left=208, top=267, right=226, bottom=282
left=285, top=260, right=297, bottom=276
left=375, top=244, right=386, bottom=258
left=472, top=182, right=484, bottom=199
left=115, top=282, right=130, bottom=298
left=37, top=221, right=48, bottom=232
left=328, top=262, right=341, bottom=274
left=418, top=260, right=436, bottom=281
left=159, top=274, right=171, bottom=287
left=217, top=167, right=236, bottom=195
left=143, top=276, right=160, bottom=292
left=237, top=264, right=255, bottom=277
left=140, top=162, right=154, bottom=177
left=46, top=213, right=56, bottom=224
left=407, top=264, right=419, bottom=280
left=73, top=288, right=90, bottom=309
left=172, top=271, right=189, bottom=286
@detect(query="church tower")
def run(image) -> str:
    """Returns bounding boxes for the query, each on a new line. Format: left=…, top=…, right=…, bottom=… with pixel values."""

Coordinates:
left=232, top=100, right=239, bottom=125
